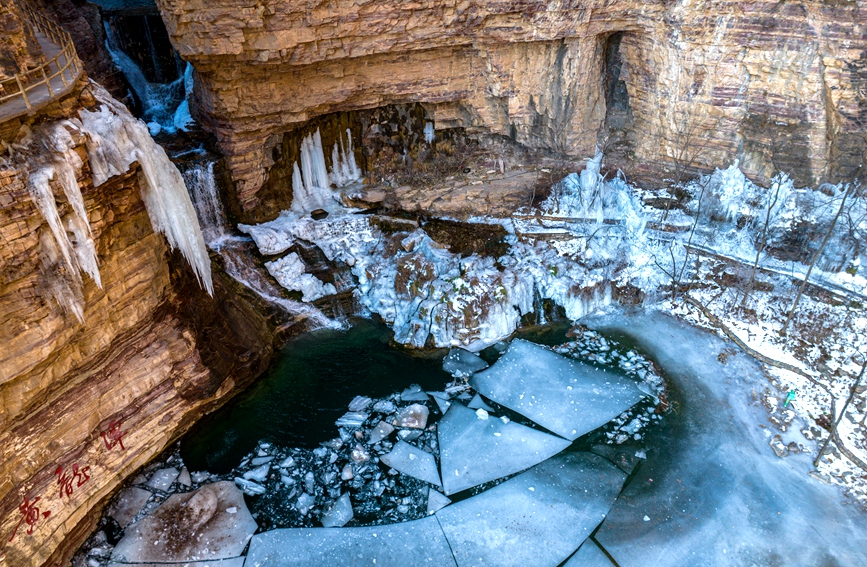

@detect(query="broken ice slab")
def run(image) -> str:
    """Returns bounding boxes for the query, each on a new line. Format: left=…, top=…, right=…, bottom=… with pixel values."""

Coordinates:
left=429, top=392, right=452, bottom=413
left=427, top=489, right=451, bottom=515
left=401, top=384, right=430, bottom=402
left=320, top=493, right=354, bottom=527
left=244, top=516, right=456, bottom=567
left=111, top=481, right=257, bottom=564
left=368, top=420, right=395, bottom=444
left=563, top=539, right=616, bottom=566
left=467, top=393, right=494, bottom=411
left=348, top=395, right=373, bottom=411
left=118, top=559, right=245, bottom=567
left=373, top=400, right=397, bottom=414
left=295, top=492, right=316, bottom=514
left=436, top=452, right=625, bottom=567
left=470, top=339, right=645, bottom=440
left=438, top=402, right=570, bottom=495
left=380, top=440, right=442, bottom=488
left=392, top=403, right=429, bottom=429
left=335, top=411, right=369, bottom=428
left=108, top=487, right=151, bottom=528
left=243, top=463, right=270, bottom=482
left=145, top=467, right=179, bottom=491
left=234, top=477, right=266, bottom=495
left=443, top=348, right=489, bottom=377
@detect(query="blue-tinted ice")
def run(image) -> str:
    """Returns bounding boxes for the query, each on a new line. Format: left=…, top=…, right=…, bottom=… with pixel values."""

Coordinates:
left=244, top=516, right=456, bottom=567
left=436, top=452, right=625, bottom=566
left=380, top=440, right=442, bottom=488
left=471, top=339, right=645, bottom=440
left=438, top=402, right=570, bottom=495
left=563, top=539, right=616, bottom=566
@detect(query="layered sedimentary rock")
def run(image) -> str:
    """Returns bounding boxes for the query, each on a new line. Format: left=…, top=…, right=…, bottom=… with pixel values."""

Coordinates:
left=0, top=0, right=44, bottom=80
left=0, top=87, right=283, bottom=566
left=153, top=0, right=866, bottom=221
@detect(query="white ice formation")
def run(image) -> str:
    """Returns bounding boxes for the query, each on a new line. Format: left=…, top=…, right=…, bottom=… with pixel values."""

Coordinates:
left=78, top=84, right=212, bottom=294
left=290, top=128, right=362, bottom=214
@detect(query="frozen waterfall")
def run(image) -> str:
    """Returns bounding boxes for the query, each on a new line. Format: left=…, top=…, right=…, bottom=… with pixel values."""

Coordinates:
left=79, top=83, right=213, bottom=295
left=290, top=128, right=362, bottom=214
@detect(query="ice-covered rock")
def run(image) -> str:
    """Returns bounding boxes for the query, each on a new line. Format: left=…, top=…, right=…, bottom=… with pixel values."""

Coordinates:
left=244, top=516, right=454, bottom=566
left=265, top=253, right=337, bottom=302
left=471, top=339, right=644, bottom=440
left=438, top=402, right=570, bottom=495
left=146, top=467, right=179, bottom=491
left=426, top=489, right=451, bottom=515
left=443, top=348, right=489, bottom=377
left=111, top=482, right=256, bottom=563
left=380, top=441, right=442, bottom=488
left=393, top=404, right=429, bottom=429
left=436, top=452, right=625, bottom=567
left=368, top=421, right=395, bottom=444
left=320, top=493, right=354, bottom=528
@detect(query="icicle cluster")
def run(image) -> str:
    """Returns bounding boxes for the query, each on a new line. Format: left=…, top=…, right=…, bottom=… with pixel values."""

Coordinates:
left=78, top=83, right=213, bottom=295
left=290, top=128, right=362, bottom=214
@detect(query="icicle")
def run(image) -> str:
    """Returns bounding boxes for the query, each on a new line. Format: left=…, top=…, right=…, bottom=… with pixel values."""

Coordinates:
left=78, top=83, right=213, bottom=295
left=424, top=122, right=435, bottom=144
left=329, top=128, right=362, bottom=188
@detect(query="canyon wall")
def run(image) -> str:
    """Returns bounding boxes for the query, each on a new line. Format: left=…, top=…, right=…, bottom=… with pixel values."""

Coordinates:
left=153, top=0, right=866, bottom=222
left=0, top=84, right=286, bottom=566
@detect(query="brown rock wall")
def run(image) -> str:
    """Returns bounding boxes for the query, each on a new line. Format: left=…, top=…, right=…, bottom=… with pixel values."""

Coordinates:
left=153, top=0, right=865, bottom=221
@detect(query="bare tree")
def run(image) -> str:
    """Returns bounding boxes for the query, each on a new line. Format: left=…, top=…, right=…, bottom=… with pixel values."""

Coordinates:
left=740, top=176, right=786, bottom=306
left=780, top=183, right=854, bottom=336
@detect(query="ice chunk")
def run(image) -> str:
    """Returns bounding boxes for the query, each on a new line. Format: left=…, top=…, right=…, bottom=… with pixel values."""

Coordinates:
left=320, top=493, right=354, bottom=527
left=436, top=452, right=625, bottom=567
left=107, top=487, right=151, bottom=528
left=471, top=339, right=644, bottom=440
left=429, top=392, right=452, bottom=413
left=475, top=408, right=489, bottom=420
left=351, top=444, right=371, bottom=463
left=393, top=404, right=429, bottom=429
left=245, top=516, right=455, bottom=566
left=111, top=482, right=256, bottom=563
left=146, top=467, right=179, bottom=491
left=177, top=467, right=192, bottom=487
left=380, top=441, right=442, bottom=488
left=243, top=464, right=270, bottom=482
left=265, top=252, right=337, bottom=302
left=400, top=384, right=429, bottom=402
left=335, top=411, right=368, bottom=428
left=368, top=421, right=395, bottom=444
left=279, top=456, right=296, bottom=469
left=295, top=492, right=316, bottom=514
left=427, top=489, right=451, bottom=515
left=443, top=348, right=489, bottom=377
left=563, top=539, right=616, bottom=566
left=348, top=396, right=373, bottom=412
left=438, top=403, right=571, bottom=495
left=467, top=393, right=494, bottom=411
left=234, top=478, right=266, bottom=496
left=341, top=465, right=354, bottom=480
left=373, top=400, right=397, bottom=414
left=303, top=471, right=316, bottom=493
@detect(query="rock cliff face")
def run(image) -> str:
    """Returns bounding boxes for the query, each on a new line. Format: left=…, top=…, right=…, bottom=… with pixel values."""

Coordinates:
left=0, top=86, right=285, bottom=566
left=154, top=0, right=866, bottom=221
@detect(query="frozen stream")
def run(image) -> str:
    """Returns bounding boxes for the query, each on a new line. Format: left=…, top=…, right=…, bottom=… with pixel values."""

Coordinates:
left=586, top=310, right=867, bottom=566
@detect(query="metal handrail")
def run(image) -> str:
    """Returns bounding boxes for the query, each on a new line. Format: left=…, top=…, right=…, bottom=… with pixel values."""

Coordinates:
left=0, top=4, right=84, bottom=113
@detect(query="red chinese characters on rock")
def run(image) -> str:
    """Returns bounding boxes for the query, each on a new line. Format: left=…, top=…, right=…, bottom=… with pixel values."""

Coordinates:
left=55, top=464, right=90, bottom=500
left=100, top=419, right=127, bottom=451
left=8, top=496, right=50, bottom=542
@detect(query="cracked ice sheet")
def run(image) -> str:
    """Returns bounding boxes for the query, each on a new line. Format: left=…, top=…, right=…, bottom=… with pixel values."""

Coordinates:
left=470, top=339, right=645, bottom=440
left=438, top=402, right=570, bottom=495
left=244, top=516, right=456, bottom=567
left=585, top=310, right=867, bottom=567
left=380, top=440, right=442, bottom=488
left=436, top=452, right=625, bottom=567
left=563, top=539, right=615, bottom=566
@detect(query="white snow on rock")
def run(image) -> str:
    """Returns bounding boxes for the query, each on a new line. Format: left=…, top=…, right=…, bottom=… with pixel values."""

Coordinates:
left=471, top=339, right=645, bottom=440
left=380, top=440, right=442, bottom=488
left=320, top=492, right=354, bottom=528
left=438, top=402, right=570, bottom=495
left=443, top=348, right=489, bottom=377
left=265, top=252, right=337, bottom=302
left=435, top=452, right=625, bottom=567
left=78, top=83, right=212, bottom=294
left=244, top=516, right=456, bottom=567
left=111, top=481, right=257, bottom=563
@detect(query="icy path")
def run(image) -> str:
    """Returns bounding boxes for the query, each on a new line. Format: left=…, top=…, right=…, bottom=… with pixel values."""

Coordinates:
left=585, top=310, right=867, bottom=567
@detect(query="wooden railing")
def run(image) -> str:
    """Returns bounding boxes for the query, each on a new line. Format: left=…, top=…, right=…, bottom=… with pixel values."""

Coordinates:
left=0, top=4, right=84, bottom=113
